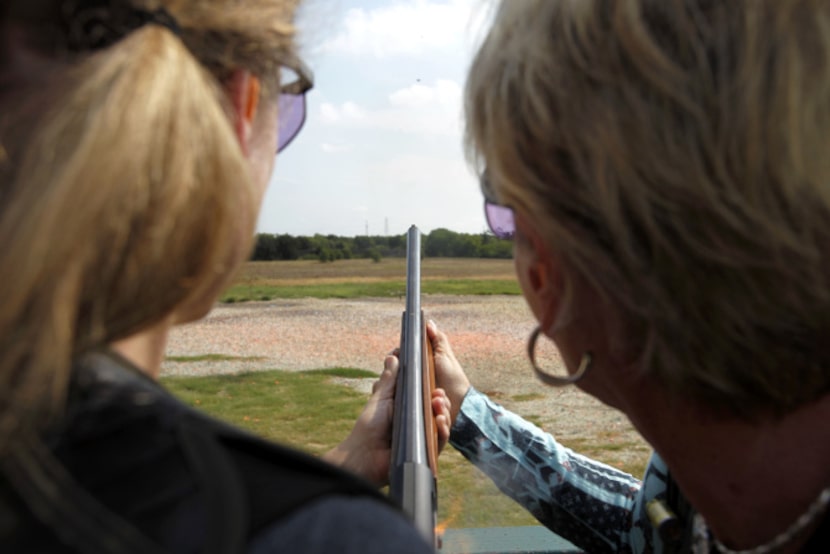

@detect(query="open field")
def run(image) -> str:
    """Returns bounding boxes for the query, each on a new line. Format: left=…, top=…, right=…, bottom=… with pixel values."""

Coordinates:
left=235, top=258, right=518, bottom=285
left=222, top=258, right=521, bottom=301
left=164, top=260, right=652, bottom=531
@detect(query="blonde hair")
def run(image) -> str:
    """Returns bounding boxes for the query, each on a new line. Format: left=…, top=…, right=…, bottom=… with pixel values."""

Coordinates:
left=0, top=0, right=299, bottom=448
left=466, top=0, right=830, bottom=419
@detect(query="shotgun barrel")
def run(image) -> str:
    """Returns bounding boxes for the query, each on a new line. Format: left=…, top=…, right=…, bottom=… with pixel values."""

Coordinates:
left=389, top=225, right=439, bottom=548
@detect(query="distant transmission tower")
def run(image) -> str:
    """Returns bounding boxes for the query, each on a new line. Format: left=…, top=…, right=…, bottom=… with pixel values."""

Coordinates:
left=365, top=220, right=369, bottom=236
left=384, top=217, right=389, bottom=236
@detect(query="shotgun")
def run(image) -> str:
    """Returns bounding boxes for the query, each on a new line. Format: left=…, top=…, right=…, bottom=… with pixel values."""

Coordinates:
left=389, top=225, right=439, bottom=548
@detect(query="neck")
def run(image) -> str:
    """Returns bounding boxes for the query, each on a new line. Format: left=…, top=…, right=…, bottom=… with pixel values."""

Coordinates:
left=625, top=383, right=830, bottom=553
left=110, top=318, right=173, bottom=379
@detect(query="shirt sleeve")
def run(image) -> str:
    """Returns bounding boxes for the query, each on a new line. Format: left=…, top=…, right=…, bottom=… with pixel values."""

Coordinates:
left=449, top=387, right=654, bottom=553
left=246, top=495, right=435, bottom=554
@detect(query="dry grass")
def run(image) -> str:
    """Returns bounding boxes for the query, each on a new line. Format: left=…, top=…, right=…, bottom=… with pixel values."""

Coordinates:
left=234, top=258, right=516, bottom=286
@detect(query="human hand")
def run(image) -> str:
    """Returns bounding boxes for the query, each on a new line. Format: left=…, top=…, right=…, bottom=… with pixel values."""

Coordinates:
left=426, top=319, right=471, bottom=427
left=324, top=353, right=452, bottom=487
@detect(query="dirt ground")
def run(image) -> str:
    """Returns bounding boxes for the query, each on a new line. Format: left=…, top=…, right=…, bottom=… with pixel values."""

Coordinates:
left=164, top=295, right=652, bottom=474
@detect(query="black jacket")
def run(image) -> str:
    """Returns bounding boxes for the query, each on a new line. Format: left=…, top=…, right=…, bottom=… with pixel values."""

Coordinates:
left=0, top=350, right=395, bottom=554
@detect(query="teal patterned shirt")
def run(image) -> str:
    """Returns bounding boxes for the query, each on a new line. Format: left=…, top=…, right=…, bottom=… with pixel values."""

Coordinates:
left=450, top=387, right=681, bottom=553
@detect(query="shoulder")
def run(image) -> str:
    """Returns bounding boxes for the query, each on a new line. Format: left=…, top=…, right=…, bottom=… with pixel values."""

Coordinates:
left=60, top=352, right=399, bottom=551
left=802, top=506, right=830, bottom=553
left=246, top=495, right=434, bottom=554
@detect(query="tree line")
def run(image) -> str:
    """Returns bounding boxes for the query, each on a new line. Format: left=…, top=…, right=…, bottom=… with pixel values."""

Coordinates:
left=251, top=228, right=512, bottom=262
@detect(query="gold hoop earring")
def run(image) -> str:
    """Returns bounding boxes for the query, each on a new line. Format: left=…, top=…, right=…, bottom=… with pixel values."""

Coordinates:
left=527, top=326, right=592, bottom=387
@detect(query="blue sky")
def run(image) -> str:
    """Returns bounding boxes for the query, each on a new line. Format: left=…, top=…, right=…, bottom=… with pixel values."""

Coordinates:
left=257, top=0, right=493, bottom=237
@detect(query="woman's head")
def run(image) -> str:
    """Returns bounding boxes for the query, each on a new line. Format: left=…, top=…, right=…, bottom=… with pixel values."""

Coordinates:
left=467, top=0, right=830, bottom=419
left=0, top=0, right=301, bottom=441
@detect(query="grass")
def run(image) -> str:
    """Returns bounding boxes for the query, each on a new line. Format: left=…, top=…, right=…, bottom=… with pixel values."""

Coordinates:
left=561, top=431, right=650, bottom=478
left=305, top=367, right=378, bottom=378
left=162, top=368, right=538, bottom=528
left=162, top=369, right=364, bottom=455
left=222, top=279, right=520, bottom=302
left=222, top=259, right=521, bottom=302
left=167, top=354, right=265, bottom=363
left=237, top=258, right=516, bottom=283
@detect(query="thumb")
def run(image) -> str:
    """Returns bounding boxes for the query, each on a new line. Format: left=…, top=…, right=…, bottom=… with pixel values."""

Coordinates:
left=427, top=319, right=454, bottom=356
left=371, top=354, right=399, bottom=398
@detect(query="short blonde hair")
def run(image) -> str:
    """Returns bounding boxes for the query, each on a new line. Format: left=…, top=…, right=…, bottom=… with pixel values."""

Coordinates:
left=466, top=0, right=830, bottom=419
left=0, top=0, right=299, bottom=446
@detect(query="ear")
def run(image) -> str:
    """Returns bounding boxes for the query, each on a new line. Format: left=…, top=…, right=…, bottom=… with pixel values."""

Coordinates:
left=223, top=69, right=261, bottom=156
left=515, top=215, right=563, bottom=330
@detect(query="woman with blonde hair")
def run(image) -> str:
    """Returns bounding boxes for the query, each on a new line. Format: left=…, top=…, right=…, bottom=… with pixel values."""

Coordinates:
left=397, top=0, right=830, bottom=552
left=0, top=1, right=440, bottom=552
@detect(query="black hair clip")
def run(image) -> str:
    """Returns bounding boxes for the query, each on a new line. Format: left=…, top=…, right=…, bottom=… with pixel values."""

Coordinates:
left=61, top=0, right=181, bottom=52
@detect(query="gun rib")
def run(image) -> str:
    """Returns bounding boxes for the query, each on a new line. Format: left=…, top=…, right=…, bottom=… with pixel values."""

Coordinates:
left=389, top=225, right=438, bottom=547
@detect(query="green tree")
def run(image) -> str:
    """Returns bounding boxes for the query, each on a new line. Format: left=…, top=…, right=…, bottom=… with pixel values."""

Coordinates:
left=252, top=234, right=277, bottom=260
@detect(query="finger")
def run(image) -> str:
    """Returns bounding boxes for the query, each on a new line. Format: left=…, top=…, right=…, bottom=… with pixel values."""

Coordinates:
left=426, top=319, right=453, bottom=356
left=431, top=390, right=451, bottom=419
left=431, top=391, right=452, bottom=449
left=431, top=388, right=451, bottom=410
left=435, top=414, right=450, bottom=452
left=426, top=319, right=439, bottom=340
left=433, top=402, right=451, bottom=453
left=371, top=355, right=399, bottom=396
left=383, top=353, right=399, bottom=375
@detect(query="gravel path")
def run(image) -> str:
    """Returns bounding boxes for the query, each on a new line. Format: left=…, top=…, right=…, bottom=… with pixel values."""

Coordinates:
left=163, top=296, right=651, bottom=467
left=163, top=295, right=540, bottom=378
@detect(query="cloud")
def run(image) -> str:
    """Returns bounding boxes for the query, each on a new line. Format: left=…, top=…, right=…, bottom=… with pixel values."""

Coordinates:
left=321, top=142, right=354, bottom=153
left=318, top=79, right=463, bottom=136
left=361, top=153, right=485, bottom=234
left=389, top=79, right=461, bottom=110
left=318, top=0, right=484, bottom=59
left=319, top=101, right=366, bottom=124
left=367, top=152, right=473, bottom=188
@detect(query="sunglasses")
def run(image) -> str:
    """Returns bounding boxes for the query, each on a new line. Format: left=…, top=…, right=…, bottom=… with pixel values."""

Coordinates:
left=481, top=171, right=516, bottom=239
left=276, top=56, right=314, bottom=152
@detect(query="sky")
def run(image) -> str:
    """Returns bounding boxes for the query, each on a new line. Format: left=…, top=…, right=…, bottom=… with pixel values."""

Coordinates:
left=257, top=0, right=495, bottom=237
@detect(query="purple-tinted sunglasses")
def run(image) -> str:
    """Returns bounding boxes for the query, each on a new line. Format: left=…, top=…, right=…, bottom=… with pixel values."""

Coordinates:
left=276, top=57, right=314, bottom=152
left=481, top=171, right=515, bottom=239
